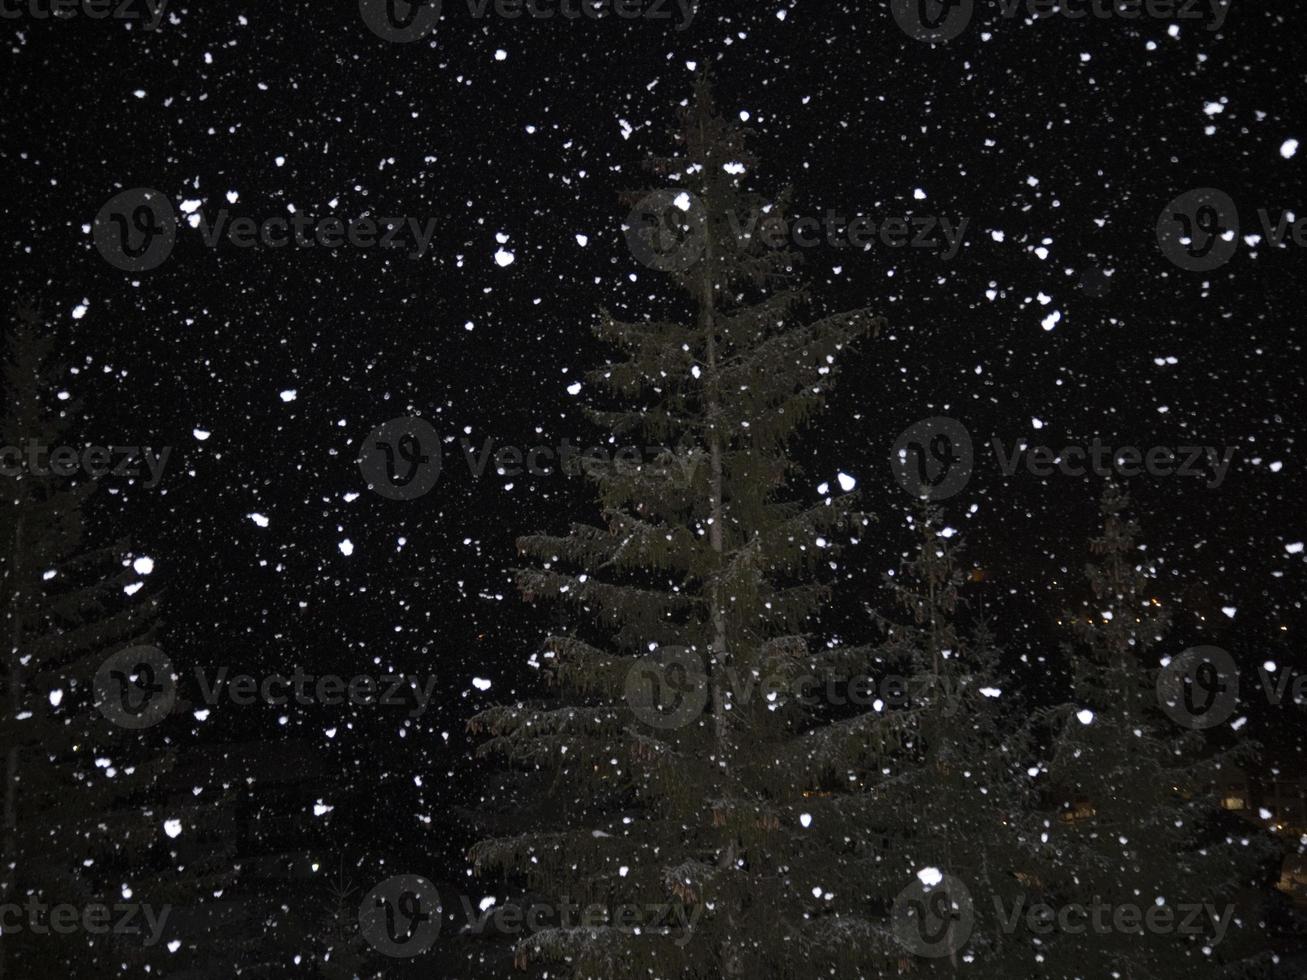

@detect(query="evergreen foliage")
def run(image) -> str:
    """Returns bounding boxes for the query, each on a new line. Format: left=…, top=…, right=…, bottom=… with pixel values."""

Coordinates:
left=1028, top=484, right=1280, bottom=978
left=0, top=301, right=166, bottom=976
left=469, top=76, right=889, bottom=977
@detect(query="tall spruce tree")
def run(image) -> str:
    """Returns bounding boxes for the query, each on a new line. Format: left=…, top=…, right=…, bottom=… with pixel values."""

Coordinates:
left=800, top=504, right=1038, bottom=978
left=1029, top=484, right=1278, bottom=978
left=467, top=76, right=890, bottom=977
left=0, top=301, right=166, bottom=976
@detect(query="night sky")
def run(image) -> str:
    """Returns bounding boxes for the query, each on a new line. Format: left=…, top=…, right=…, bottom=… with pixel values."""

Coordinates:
left=5, top=0, right=1306, bottom=973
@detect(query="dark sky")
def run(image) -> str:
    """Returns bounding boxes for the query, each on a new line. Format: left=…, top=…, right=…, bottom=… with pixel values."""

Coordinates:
left=5, top=0, right=1305, bottom=969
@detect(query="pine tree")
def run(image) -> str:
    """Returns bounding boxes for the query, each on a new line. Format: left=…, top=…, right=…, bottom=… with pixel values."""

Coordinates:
left=150, top=734, right=330, bottom=976
left=0, top=301, right=166, bottom=976
left=1028, top=484, right=1279, bottom=978
left=796, top=504, right=1038, bottom=978
left=467, top=75, right=889, bottom=977
left=309, top=860, right=385, bottom=979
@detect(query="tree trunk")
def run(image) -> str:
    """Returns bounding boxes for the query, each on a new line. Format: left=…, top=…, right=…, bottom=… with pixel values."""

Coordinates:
left=692, top=152, right=747, bottom=976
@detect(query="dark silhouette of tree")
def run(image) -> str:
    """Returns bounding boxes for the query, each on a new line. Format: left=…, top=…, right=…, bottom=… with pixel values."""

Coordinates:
left=465, top=75, right=913, bottom=977
left=0, top=300, right=164, bottom=976
left=1030, top=484, right=1279, bottom=978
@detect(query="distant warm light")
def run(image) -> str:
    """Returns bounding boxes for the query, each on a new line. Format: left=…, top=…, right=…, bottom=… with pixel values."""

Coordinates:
left=1060, top=801, right=1096, bottom=823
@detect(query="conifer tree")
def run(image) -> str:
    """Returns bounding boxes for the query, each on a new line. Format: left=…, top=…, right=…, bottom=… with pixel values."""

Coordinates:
left=467, top=76, right=891, bottom=977
left=0, top=301, right=166, bottom=976
left=800, top=504, right=1037, bottom=978
left=1028, top=484, right=1278, bottom=978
